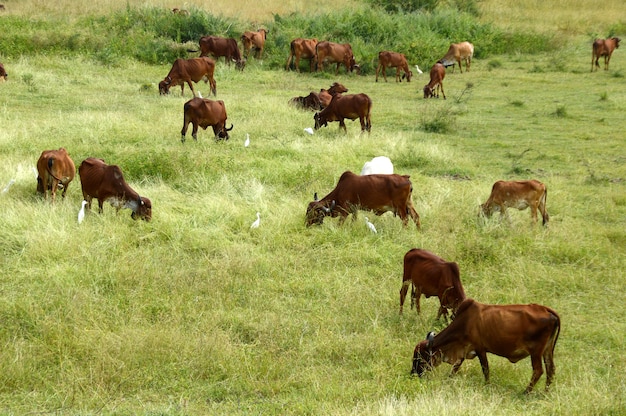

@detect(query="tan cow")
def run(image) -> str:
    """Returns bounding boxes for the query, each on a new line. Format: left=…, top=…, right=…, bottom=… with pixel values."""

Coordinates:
left=316, top=41, right=359, bottom=75
left=376, top=51, right=412, bottom=82
left=480, top=179, right=549, bottom=225
left=591, top=37, right=621, bottom=71
left=438, top=41, right=474, bottom=73
left=286, top=38, right=318, bottom=72
left=36, top=148, right=76, bottom=202
left=241, top=29, right=268, bottom=59
left=159, top=57, right=217, bottom=97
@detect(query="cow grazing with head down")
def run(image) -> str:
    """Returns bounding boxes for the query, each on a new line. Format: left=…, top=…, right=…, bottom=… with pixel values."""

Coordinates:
left=286, top=38, right=318, bottom=72
left=241, top=28, right=268, bottom=59
left=197, top=36, right=245, bottom=70
left=305, top=171, right=421, bottom=228
left=400, top=248, right=466, bottom=321
left=438, top=41, right=474, bottom=73
left=316, top=41, right=360, bottom=75
left=423, top=63, right=446, bottom=99
left=480, top=179, right=549, bottom=226
left=376, top=51, right=412, bottom=82
left=314, top=93, right=372, bottom=133
left=79, top=158, right=152, bottom=221
left=36, top=148, right=76, bottom=202
left=591, top=37, right=621, bottom=71
left=181, top=97, right=233, bottom=143
left=159, top=57, right=217, bottom=97
left=411, top=298, right=560, bottom=394
left=0, top=62, right=7, bottom=81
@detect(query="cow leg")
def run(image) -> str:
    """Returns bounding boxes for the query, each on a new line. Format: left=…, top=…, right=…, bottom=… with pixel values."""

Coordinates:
left=414, top=287, right=422, bottom=314
left=525, top=355, right=544, bottom=394
left=181, top=119, right=190, bottom=143
left=399, top=280, right=410, bottom=314
left=410, top=283, right=416, bottom=309
left=335, top=62, right=341, bottom=76
left=339, top=120, right=347, bottom=133
left=187, top=81, right=198, bottom=98
left=436, top=305, right=448, bottom=321
left=98, top=199, right=104, bottom=214
left=439, top=82, right=446, bottom=100
left=192, top=122, right=199, bottom=142
left=375, top=64, right=381, bottom=82
left=450, top=358, right=465, bottom=375
left=209, top=77, right=217, bottom=96
left=477, top=351, right=490, bottom=382
left=396, top=67, right=401, bottom=82
left=61, top=181, right=69, bottom=199
left=407, top=204, right=421, bottom=229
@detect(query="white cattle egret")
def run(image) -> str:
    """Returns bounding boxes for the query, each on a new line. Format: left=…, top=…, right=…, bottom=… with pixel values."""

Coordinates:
left=415, top=64, right=423, bottom=74
left=77, top=200, right=88, bottom=224
left=2, top=179, right=15, bottom=194
left=250, top=212, right=260, bottom=229
left=365, top=217, right=377, bottom=234
left=32, top=166, right=38, bottom=178
left=304, top=127, right=314, bottom=135
left=244, top=133, right=250, bottom=147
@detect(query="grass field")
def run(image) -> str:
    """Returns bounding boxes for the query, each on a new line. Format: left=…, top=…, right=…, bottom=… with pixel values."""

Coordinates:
left=1, top=1, right=625, bottom=415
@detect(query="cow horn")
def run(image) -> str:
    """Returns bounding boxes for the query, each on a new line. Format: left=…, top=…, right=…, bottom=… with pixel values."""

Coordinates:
left=313, top=192, right=318, bottom=201
left=225, top=124, right=234, bottom=131
left=322, top=200, right=336, bottom=214
left=426, top=331, right=435, bottom=349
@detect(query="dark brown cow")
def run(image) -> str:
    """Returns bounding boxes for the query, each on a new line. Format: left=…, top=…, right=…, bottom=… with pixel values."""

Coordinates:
left=376, top=51, right=412, bottom=82
left=423, top=63, right=446, bottom=99
left=159, top=57, right=216, bottom=97
left=480, top=180, right=549, bottom=225
left=318, top=82, right=349, bottom=108
left=399, top=249, right=466, bottom=320
left=181, top=97, right=233, bottom=142
left=316, top=41, right=359, bottom=75
left=78, top=158, right=152, bottom=221
left=286, top=38, right=318, bottom=72
left=197, top=36, right=245, bottom=70
left=289, top=82, right=348, bottom=111
left=36, top=148, right=75, bottom=202
left=0, top=62, right=7, bottom=81
left=305, top=171, right=421, bottom=228
left=314, top=93, right=372, bottom=133
left=411, top=298, right=560, bottom=394
left=241, top=29, right=268, bottom=59
left=591, top=37, right=621, bottom=71
left=438, top=41, right=474, bottom=73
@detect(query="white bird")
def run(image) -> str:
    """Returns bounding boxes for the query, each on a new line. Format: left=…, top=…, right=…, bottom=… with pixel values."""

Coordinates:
left=32, top=166, right=38, bottom=178
left=2, top=179, right=15, bottom=194
left=244, top=133, right=250, bottom=147
left=365, top=216, right=377, bottom=234
left=250, top=212, right=260, bottom=229
left=304, top=127, right=314, bottom=135
left=77, top=200, right=88, bottom=224
left=415, top=64, right=423, bottom=74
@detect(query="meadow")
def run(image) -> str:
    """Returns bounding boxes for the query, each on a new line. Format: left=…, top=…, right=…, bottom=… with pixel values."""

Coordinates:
left=0, top=0, right=625, bottom=414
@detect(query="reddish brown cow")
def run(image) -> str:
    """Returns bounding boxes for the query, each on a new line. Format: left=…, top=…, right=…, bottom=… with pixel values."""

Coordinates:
left=480, top=179, right=549, bottom=225
left=286, top=38, right=318, bottom=72
left=423, top=63, right=446, bottom=99
left=197, top=36, right=245, bottom=70
left=181, top=97, right=233, bottom=142
left=78, top=158, right=152, bottom=221
left=591, top=37, right=621, bottom=71
left=400, top=249, right=466, bottom=320
left=0, top=62, right=7, bottom=81
left=438, top=41, right=474, bottom=73
left=241, top=29, right=268, bottom=59
left=411, top=299, right=560, bottom=394
left=305, top=171, right=421, bottom=228
left=376, top=51, right=412, bottom=82
left=159, top=57, right=216, bottom=97
left=36, top=148, right=76, bottom=202
left=316, top=41, right=359, bottom=75
left=289, top=82, right=348, bottom=111
left=317, top=82, right=349, bottom=108
left=314, top=93, right=372, bottom=133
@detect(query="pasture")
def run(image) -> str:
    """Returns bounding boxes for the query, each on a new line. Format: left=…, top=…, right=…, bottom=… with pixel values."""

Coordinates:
left=1, top=1, right=625, bottom=414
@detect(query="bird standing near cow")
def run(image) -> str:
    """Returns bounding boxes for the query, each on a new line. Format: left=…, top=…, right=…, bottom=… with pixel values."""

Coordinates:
left=591, top=37, right=621, bottom=71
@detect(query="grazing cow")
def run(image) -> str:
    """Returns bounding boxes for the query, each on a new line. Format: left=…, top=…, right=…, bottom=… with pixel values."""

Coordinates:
left=480, top=179, right=549, bottom=225
left=241, top=28, right=268, bottom=59
left=78, top=158, right=152, bottom=221
left=316, top=41, right=359, bottom=75
left=181, top=97, right=233, bottom=142
left=36, top=148, right=76, bottom=202
left=591, top=37, right=621, bottom=71
left=196, top=36, right=245, bottom=70
left=438, top=41, right=474, bottom=73
left=289, top=82, right=348, bottom=111
left=423, top=63, right=446, bottom=99
left=314, top=93, right=372, bottom=133
left=376, top=51, right=412, bottom=82
left=159, top=57, right=216, bottom=97
left=0, top=62, right=7, bottom=81
left=286, top=38, right=318, bottom=72
left=399, top=248, right=466, bottom=320
left=360, top=156, right=393, bottom=175
left=305, top=171, right=421, bottom=228
left=171, top=8, right=189, bottom=15
left=411, top=298, right=560, bottom=394
left=317, top=82, right=349, bottom=108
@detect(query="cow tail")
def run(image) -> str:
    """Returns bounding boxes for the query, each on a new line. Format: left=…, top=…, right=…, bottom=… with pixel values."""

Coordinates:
left=547, top=308, right=560, bottom=357
left=46, top=158, right=63, bottom=181
left=541, top=187, right=549, bottom=225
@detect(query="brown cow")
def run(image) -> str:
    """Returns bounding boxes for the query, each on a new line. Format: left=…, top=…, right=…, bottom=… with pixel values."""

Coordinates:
left=438, top=41, right=474, bottom=73
left=78, top=158, right=152, bottom=221
left=480, top=179, right=549, bottom=226
left=181, top=97, right=233, bottom=142
left=305, top=171, right=421, bottom=228
left=36, top=148, right=75, bottom=202
left=197, top=36, right=245, bottom=70
left=314, top=93, right=372, bottom=133
left=411, top=298, right=560, bottom=394
left=316, top=41, right=359, bottom=75
left=0, top=62, right=7, bottom=81
left=289, top=82, right=348, bottom=111
left=171, top=8, right=189, bottom=15
left=400, top=249, right=466, bottom=321
left=159, top=57, right=216, bottom=97
left=241, top=28, right=268, bottom=59
left=591, top=37, right=621, bottom=71
left=423, top=63, right=446, bottom=99
left=286, top=38, right=318, bottom=72
left=376, top=51, right=412, bottom=82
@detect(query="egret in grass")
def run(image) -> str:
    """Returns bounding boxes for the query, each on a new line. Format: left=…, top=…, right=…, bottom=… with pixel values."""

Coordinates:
left=415, top=64, right=423, bottom=74
left=77, top=200, right=87, bottom=224
left=250, top=212, right=260, bottom=229
left=2, top=179, right=15, bottom=194
left=365, top=216, right=377, bottom=234
left=304, top=127, right=314, bottom=135
left=244, top=133, right=250, bottom=147
left=31, top=166, right=38, bottom=178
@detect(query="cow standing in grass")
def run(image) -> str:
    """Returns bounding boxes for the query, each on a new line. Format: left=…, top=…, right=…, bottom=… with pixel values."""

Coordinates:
left=36, top=148, right=76, bottom=202
left=591, top=37, right=620, bottom=71
left=159, top=57, right=217, bottom=97
left=423, top=63, right=446, bottom=99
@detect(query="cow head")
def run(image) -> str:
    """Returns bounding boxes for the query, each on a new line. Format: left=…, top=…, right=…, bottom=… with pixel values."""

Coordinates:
left=159, top=77, right=172, bottom=95
left=214, top=123, right=234, bottom=141
left=423, top=85, right=434, bottom=99
left=313, top=112, right=327, bottom=130
left=234, top=59, right=246, bottom=71
left=402, top=71, right=413, bottom=82
left=411, top=332, right=439, bottom=376
left=131, top=196, right=152, bottom=221
left=305, top=194, right=336, bottom=226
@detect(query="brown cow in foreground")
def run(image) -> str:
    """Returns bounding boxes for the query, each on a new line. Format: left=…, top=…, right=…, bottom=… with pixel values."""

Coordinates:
left=316, top=41, right=359, bottom=75
left=241, top=29, right=268, bottom=59
left=159, top=57, right=216, bottom=97
left=286, top=38, right=318, bottom=72
left=305, top=171, right=421, bottom=228
left=36, top=148, right=75, bottom=202
left=314, top=93, right=372, bottom=133
left=400, top=248, right=466, bottom=321
left=197, top=36, right=245, bottom=70
left=438, top=41, right=474, bottom=73
left=591, top=37, right=621, bottom=71
left=480, top=179, right=549, bottom=225
left=423, top=63, right=446, bottom=99
left=181, top=97, right=233, bottom=142
left=376, top=51, right=412, bottom=82
left=78, top=158, right=152, bottom=221
left=0, top=62, right=7, bottom=81
left=412, top=298, right=560, bottom=394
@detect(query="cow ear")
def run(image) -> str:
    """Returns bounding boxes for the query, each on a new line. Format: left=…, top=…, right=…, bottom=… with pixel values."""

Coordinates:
left=426, top=331, right=436, bottom=346
left=314, top=192, right=318, bottom=201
